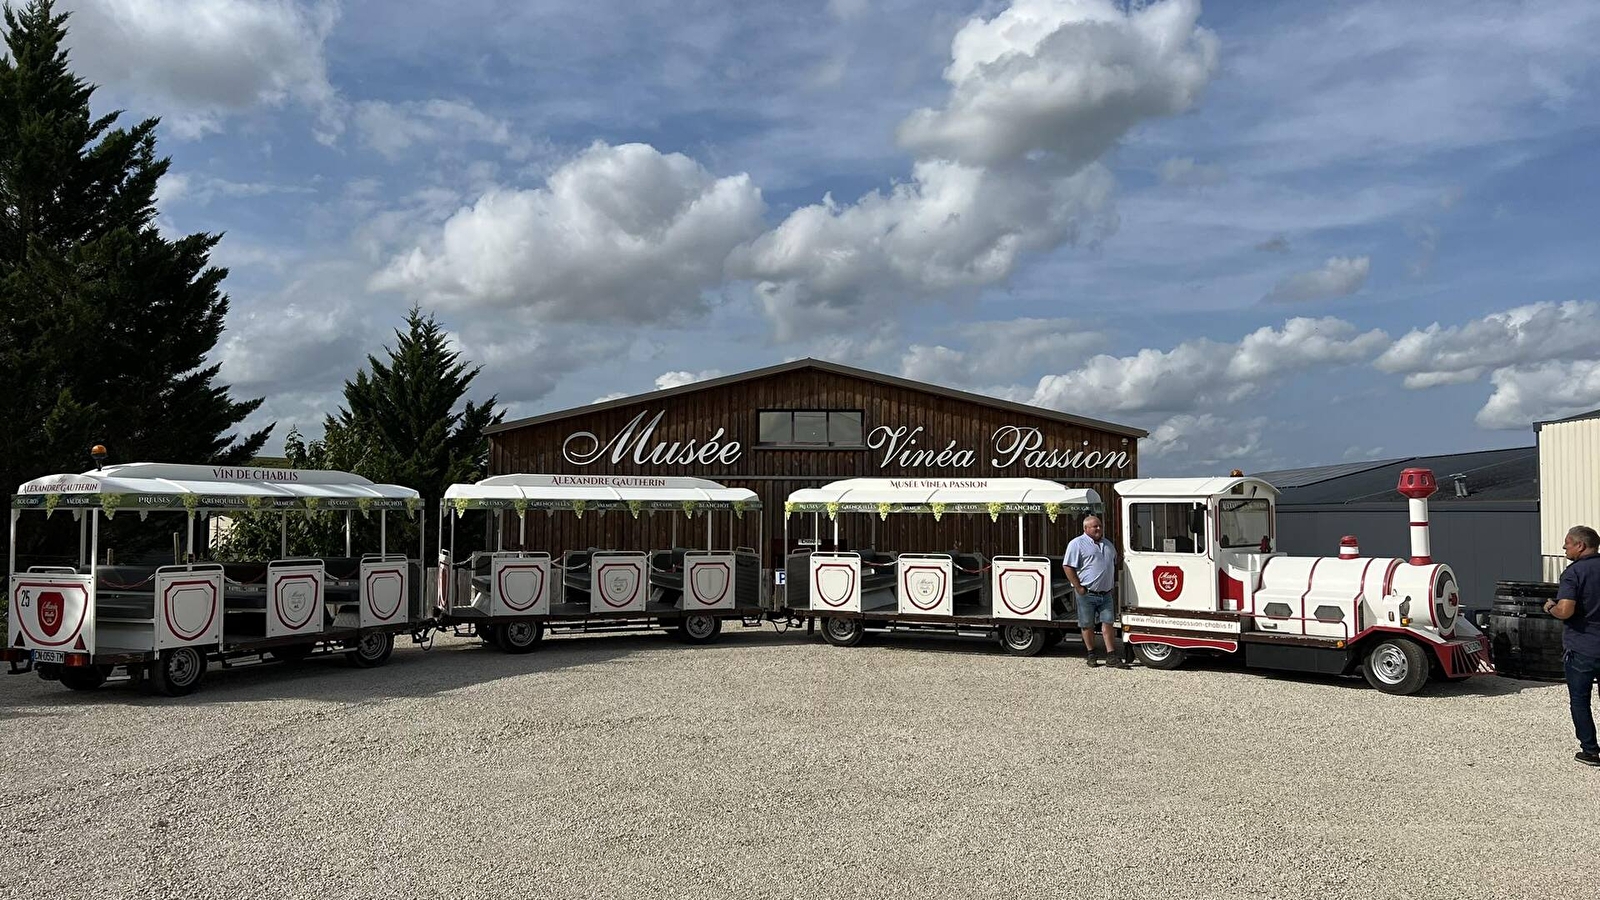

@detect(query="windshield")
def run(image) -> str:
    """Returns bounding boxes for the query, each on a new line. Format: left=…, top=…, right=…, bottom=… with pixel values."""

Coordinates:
left=1217, top=499, right=1272, bottom=549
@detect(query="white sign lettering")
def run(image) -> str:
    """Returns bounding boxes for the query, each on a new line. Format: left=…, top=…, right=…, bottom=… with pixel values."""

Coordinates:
left=563, top=411, right=744, bottom=467
left=561, top=412, right=1131, bottom=472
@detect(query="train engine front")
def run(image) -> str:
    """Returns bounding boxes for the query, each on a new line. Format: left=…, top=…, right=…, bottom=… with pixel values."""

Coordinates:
left=1250, top=467, right=1495, bottom=693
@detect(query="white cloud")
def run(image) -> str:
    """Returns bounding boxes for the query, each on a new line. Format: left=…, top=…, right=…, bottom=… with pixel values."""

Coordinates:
left=1263, top=256, right=1370, bottom=304
left=372, top=142, right=766, bottom=323
left=1144, top=413, right=1268, bottom=466
left=899, top=318, right=1105, bottom=388
left=353, top=99, right=535, bottom=161
left=60, top=0, right=340, bottom=140
left=1476, top=361, right=1600, bottom=430
left=896, top=0, right=1218, bottom=169
left=733, top=161, right=1117, bottom=339
left=1027, top=317, right=1388, bottom=417
left=1374, top=301, right=1600, bottom=386
left=1158, top=156, right=1227, bottom=187
left=655, top=370, right=723, bottom=390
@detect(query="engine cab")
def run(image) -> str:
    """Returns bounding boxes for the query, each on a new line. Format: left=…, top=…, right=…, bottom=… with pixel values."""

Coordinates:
left=1116, top=468, right=1494, bottom=695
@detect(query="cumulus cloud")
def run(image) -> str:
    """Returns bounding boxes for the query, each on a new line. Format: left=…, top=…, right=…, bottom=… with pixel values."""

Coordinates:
left=899, top=318, right=1105, bottom=388
left=354, top=99, right=535, bottom=161
left=373, top=142, right=766, bottom=323
left=1144, top=413, right=1268, bottom=465
left=1026, top=317, right=1388, bottom=417
left=1375, top=301, right=1600, bottom=388
left=732, top=161, right=1117, bottom=339
left=1158, top=156, right=1227, bottom=187
left=1263, top=256, right=1370, bottom=303
left=60, top=0, right=340, bottom=140
left=896, top=0, right=1218, bottom=169
left=1476, top=361, right=1600, bottom=430
left=655, top=370, right=724, bottom=390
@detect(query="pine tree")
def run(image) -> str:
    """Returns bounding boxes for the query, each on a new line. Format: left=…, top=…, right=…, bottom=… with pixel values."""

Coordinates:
left=0, top=0, right=270, bottom=512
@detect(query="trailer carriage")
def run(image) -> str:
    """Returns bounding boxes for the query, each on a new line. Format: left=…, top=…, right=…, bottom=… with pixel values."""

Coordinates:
left=5, top=462, right=428, bottom=695
left=781, top=478, right=1101, bottom=655
left=436, top=474, right=765, bottom=649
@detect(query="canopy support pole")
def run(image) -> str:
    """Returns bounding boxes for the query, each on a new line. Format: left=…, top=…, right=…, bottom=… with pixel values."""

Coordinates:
left=519, top=511, right=526, bottom=548
left=448, top=504, right=457, bottom=611
left=706, top=512, right=713, bottom=550
left=671, top=517, right=678, bottom=549
left=9, top=509, right=19, bottom=576
left=78, top=513, right=88, bottom=568
left=280, top=515, right=287, bottom=559
left=186, top=512, right=195, bottom=561
left=345, top=511, right=352, bottom=557
left=1017, top=516, right=1024, bottom=556
left=90, top=511, right=100, bottom=576
left=380, top=510, right=388, bottom=555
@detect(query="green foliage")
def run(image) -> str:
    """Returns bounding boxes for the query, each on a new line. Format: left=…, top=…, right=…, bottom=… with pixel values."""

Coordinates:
left=0, top=1, right=269, bottom=561
left=213, top=307, right=501, bottom=561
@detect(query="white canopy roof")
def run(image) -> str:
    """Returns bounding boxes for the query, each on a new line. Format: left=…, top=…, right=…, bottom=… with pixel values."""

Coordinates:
left=785, top=478, right=1100, bottom=517
left=12, top=463, right=419, bottom=512
left=444, top=474, right=760, bottom=510
left=1115, top=476, right=1280, bottom=500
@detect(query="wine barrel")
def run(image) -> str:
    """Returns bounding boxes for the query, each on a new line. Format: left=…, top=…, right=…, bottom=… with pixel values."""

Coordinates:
left=1489, top=581, right=1566, bottom=681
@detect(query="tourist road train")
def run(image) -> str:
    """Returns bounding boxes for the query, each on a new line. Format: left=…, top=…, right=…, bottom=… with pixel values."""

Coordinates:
left=5, top=459, right=1494, bottom=697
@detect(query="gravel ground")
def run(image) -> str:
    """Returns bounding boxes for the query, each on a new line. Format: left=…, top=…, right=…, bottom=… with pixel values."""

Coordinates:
left=0, top=626, right=1592, bottom=900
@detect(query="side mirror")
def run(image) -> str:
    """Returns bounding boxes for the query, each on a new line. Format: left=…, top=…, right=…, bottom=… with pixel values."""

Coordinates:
left=1188, top=507, right=1206, bottom=537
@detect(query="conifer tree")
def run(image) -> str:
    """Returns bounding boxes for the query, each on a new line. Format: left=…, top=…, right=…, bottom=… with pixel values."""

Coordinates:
left=0, top=0, right=270, bottom=508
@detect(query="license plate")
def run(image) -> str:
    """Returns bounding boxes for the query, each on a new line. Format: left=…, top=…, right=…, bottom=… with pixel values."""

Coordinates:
left=1462, top=641, right=1481, bottom=655
left=32, top=650, right=65, bottom=663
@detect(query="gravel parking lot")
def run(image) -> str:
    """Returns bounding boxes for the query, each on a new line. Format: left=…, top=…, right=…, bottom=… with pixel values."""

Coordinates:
left=0, top=627, right=1592, bottom=900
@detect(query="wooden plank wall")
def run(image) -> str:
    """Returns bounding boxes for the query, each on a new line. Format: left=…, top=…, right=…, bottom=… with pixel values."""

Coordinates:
left=481, top=369, right=1140, bottom=566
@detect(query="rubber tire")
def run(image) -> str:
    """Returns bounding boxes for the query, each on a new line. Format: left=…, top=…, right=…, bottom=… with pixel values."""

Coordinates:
left=820, top=617, right=865, bottom=648
left=268, top=643, right=315, bottom=662
left=59, top=665, right=110, bottom=691
left=999, top=623, right=1048, bottom=657
left=152, top=647, right=207, bottom=697
left=1133, top=642, right=1189, bottom=670
left=498, top=621, right=543, bottom=654
left=679, top=614, right=722, bottom=644
left=478, top=623, right=502, bottom=649
left=345, top=631, right=395, bottom=668
left=1362, top=638, right=1430, bottom=695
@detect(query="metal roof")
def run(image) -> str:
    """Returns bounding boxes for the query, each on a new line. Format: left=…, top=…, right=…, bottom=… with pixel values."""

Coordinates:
left=1534, top=407, right=1600, bottom=429
left=1255, top=447, right=1536, bottom=504
left=484, top=358, right=1148, bottom=439
left=784, top=478, right=1100, bottom=515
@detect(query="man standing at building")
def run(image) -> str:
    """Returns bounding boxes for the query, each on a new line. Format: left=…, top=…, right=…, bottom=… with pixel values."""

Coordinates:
left=1545, top=525, right=1600, bottom=767
left=1064, top=515, right=1127, bottom=668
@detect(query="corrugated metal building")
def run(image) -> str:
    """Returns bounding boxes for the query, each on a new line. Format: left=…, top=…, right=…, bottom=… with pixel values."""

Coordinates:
left=1536, top=408, right=1600, bottom=580
left=1255, top=447, right=1539, bottom=612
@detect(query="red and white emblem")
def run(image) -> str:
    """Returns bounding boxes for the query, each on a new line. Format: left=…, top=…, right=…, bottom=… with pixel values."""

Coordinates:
left=38, top=591, right=64, bottom=637
left=1152, top=567, right=1184, bottom=603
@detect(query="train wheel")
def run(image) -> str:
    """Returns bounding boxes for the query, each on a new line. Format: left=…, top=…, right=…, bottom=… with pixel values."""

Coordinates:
left=345, top=631, right=395, bottom=668
left=821, top=617, right=865, bottom=648
left=153, top=647, right=207, bottom=697
left=499, top=621, right=543, bottom=654
left=679, top=615, right=722, bottom=644
left=1133, top=642, right=1188, bottom=670
left=1362, top=638, right=1429, bottom=695
left=59, top=665, right=110, bottom=691
left=999, top=624, right=1048, bottom=657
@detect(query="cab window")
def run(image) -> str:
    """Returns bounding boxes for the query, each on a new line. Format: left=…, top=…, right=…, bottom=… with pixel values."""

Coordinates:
left=1218, top=499, right=1272, bottom=549
left=1129, top=502, right=1204, bottom=554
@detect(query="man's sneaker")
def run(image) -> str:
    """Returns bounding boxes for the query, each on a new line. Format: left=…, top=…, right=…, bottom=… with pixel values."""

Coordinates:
left=1085, top=653, right=1101, bottom=668
left=1105, top=655, right=1131, bottom=669
left=1577, top=751, right=1600, bottom=767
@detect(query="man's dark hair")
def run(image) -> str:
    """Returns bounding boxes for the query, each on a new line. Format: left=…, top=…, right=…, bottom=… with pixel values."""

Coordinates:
left=1569, top=525, right=1600, bottom=550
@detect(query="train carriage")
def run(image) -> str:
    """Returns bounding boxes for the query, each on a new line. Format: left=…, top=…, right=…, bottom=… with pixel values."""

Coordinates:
left=782, top=477, right=1101, bottom=654
left=4, top=457, right=428, bottom=695
left=436, top=474, right=765, bottom=649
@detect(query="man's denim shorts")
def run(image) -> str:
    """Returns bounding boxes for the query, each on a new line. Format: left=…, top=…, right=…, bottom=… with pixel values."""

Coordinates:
left=1076, top=591, right=1115, bottom=626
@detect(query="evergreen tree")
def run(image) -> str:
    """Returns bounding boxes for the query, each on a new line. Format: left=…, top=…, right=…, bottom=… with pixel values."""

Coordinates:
left=215, top=307, right=501, bottom=561
left=0, top=0, right=270, bottom=512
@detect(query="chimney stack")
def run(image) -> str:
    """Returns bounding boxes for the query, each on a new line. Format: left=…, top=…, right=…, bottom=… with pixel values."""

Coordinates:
left=1396, top=468, right=1438, bottom=566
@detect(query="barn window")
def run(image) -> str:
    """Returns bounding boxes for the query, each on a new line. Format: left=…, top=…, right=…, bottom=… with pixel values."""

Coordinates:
left=757, top=410, right=865, bottom=448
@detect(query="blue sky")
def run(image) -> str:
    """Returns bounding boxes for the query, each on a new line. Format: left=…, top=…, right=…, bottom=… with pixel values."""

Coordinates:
left=46, top=0, right=1600, bottom=474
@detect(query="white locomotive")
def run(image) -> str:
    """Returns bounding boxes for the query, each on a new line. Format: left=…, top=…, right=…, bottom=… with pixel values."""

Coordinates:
left=1117, top=467, right=1494, bottom=695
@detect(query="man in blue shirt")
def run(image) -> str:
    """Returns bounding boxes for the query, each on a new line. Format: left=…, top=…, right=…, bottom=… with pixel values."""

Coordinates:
left=1545, top=524, right=1600, bottom=767
left=1063, top=515, right=1127, bottom=668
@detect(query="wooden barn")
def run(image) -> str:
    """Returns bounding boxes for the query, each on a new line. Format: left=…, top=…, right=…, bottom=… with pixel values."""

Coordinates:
left=484, top=359, right=1145, bottom=571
